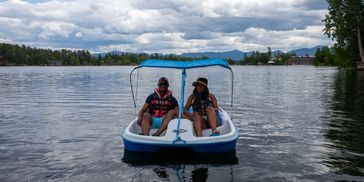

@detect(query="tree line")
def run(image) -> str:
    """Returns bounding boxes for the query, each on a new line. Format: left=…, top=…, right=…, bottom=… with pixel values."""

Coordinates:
left=0, top=43, right=92, bottom=66
left=239, top=46, right=336, bottom=66
left=0, top=42, right=338, bottom=66
left=235, top=47, right=297, bottom=65
left=0, top=43, right=201, bottom=66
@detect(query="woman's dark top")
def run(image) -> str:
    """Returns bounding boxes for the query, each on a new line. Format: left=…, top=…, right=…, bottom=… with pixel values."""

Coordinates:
left=192, top=91, right=211, bottom=116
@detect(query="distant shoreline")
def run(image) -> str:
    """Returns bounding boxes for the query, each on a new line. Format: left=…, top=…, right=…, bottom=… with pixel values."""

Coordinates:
left=0, top=64, right=334, bottom=67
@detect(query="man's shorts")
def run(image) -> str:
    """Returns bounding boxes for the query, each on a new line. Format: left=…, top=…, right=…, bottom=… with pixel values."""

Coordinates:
left=151, top=117, right=163, bottom=129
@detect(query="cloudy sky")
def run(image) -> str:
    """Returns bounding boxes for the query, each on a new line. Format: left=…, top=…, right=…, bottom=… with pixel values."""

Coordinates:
left=0, top=0, right=333, bottom=54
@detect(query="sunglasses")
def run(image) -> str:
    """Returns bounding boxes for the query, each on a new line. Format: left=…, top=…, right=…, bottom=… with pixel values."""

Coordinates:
left=158, top=82, right=169, bottom=86
left=196, top=83, right=206, bottom=88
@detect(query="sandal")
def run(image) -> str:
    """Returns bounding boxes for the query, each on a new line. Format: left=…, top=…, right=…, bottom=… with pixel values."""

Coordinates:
left=210, top=131, right=220, bottom=137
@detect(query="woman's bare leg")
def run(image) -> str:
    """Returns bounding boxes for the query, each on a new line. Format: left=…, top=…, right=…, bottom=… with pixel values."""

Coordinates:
left=193, top=113, right=205, bottom=137
left=206, top=107, right=219, bottom=133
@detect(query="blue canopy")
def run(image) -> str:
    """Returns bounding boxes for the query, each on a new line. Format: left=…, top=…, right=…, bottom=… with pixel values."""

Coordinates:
left=138, top=59, right=231, bottom=70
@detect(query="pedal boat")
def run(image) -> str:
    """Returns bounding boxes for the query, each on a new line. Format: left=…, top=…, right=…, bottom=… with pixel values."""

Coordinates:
left=121, top=59, right=239, bottom=153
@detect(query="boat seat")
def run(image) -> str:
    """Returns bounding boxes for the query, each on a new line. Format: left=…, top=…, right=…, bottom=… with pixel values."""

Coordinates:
left=164, top=119, right=195, bottom=139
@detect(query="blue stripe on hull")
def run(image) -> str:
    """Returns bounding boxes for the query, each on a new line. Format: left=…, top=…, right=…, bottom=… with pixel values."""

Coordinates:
left=123, top=138, right=236, bottom=153
left=123, top=139, right=161, bottom=152
left=192, top=141, right=236, bottom=153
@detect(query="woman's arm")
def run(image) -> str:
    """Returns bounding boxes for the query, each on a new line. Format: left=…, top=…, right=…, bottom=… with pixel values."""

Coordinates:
left=210, top=93, right=218, bottom=109
left=183, top=95, right=194, bottom=118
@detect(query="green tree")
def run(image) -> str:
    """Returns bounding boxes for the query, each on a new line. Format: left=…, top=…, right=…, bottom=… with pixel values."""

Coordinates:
left=323, top=0, right=364, bottom=67
left=241, top=48, right=271, bottom=65
left=313, top=46, right=335, bottom=66
left=226, top=57, right=236, bottom=65
left=15, top=46, right=27, bottom=65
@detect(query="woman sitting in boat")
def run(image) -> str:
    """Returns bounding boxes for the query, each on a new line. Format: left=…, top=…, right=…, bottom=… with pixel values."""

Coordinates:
left=137, top=77, right=179, bottom=136
left=183, top=77, right=220, bottom=137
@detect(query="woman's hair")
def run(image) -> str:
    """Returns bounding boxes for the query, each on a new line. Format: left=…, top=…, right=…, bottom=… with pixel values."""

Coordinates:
left=193, top=85, right=209, bottom=100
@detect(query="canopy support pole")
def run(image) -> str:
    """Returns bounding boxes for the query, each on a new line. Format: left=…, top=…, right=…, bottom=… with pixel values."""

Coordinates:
left=229, top=68, right=234, bottom=120
left=130, top=66, right=140, bottom=109
left=230, top=69, right=234, bottom=107
left=173, top=68, right=187, bottom=144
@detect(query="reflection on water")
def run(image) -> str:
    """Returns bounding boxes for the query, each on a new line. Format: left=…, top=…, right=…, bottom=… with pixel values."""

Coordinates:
left=153, top=167, right=169, bottom=178
left=123, top=149, right=237, bottom=182
left=150, top=166, right=221, bottom=182
left=191, top=168, right=208, bottom=182
left=122, top=149, right=239, bottom=165
left=324, top=70, right=364, bottom=176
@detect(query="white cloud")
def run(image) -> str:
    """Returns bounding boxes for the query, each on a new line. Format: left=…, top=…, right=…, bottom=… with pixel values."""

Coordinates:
left=75, top=32, right=82, bottom=38
left=0, top=0, right=333, bottom=53
left=0, top=38, right=13, bottom=43
left=38, top=21, right=78, bottom=39
left=237, top=26, right=332, bottom=52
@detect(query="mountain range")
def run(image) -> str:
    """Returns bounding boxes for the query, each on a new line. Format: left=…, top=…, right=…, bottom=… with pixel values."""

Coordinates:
left=92, top=45, right=324, bottom=61
left=180, top=46, right=324, bottom=60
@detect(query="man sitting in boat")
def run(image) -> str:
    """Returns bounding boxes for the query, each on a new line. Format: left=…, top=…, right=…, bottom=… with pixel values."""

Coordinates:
left=137, top=77, right=179, bottom=136
left=183, top=77, right=220, bottom=137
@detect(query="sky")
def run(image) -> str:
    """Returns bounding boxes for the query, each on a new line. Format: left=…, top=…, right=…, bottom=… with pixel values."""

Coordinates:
left=0, top=0, right=334, bottom=54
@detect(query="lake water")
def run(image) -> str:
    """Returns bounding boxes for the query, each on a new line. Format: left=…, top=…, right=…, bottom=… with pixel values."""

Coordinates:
left=0, top=66, right=363, bottom=181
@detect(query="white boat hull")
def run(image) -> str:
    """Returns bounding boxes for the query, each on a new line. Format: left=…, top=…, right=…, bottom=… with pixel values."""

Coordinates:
left=121, top=109, right=239, bottom=153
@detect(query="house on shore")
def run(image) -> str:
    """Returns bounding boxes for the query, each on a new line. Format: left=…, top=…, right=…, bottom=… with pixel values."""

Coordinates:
left=267, top=57, right=276, bottom=65
left=288, top=56, right=314, bottom=65
left=47, top=60, right=62, bottom=66
left=357, top=61, right=364, bottom=71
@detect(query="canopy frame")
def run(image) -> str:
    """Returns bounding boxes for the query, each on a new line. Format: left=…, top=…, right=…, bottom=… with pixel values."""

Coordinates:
left=129, top=59, right=234, bottom=143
